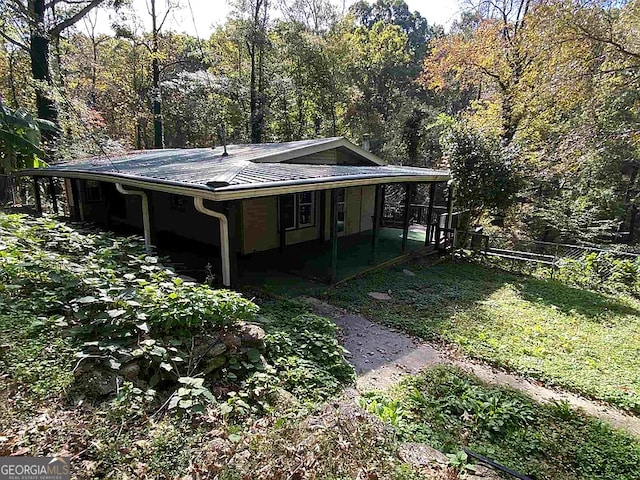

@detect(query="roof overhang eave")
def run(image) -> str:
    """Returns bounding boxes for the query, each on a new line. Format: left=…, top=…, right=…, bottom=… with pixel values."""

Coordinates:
left=17, top=168, right=450, bottom=202
left=210, top=173, right=450, bottom=200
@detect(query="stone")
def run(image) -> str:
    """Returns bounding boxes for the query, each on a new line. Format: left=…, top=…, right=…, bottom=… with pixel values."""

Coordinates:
left=203, top=355, right=227, bottom=374
left=465, top=463, right=503, bottom=479
left=208, top=341, right=227, bottom=357
left=403, top=269, right=416, bottom=276
left=220, top=332, right=242, bottom=350
left=80, top=369, right=118, bottom=397
left=398, top=442, right=448, bottom=468
left=368, top=292, right=392, bottom=301
left=120, top=362, right=140, bottom=381
left=238, top=323, right=266, bottom=347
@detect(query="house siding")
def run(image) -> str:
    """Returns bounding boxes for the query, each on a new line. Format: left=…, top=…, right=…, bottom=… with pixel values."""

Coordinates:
left=242, top=186, right=376, bottom=254
left=286, top=150, right=337, bottom=165
left=241, top=195, right=322, bottom=254
left=360, top=185, right=376, bottom=231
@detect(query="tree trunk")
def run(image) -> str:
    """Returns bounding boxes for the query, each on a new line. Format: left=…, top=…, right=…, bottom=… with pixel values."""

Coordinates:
left=151, top=0, right=164, bottom=149
left=624, top=164, right=639, bottom=242
left=249, top=0, right=266, bottom=144
left=8, top=51, right=18, bottom=107
left=249, top=40, right=258, bottom=143
left=29, top=0, right=58, bottom=134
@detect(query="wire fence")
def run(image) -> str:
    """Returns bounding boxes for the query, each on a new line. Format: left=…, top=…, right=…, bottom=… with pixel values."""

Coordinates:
left=456, top=230, right=640, bottom=282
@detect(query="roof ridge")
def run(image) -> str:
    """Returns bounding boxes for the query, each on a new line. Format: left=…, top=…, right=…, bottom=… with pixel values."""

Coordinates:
left=205, top=160, right=251, bottom=187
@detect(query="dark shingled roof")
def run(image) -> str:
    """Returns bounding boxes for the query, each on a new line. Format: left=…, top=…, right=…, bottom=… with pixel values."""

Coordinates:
left=20, top=138, right=450, bottom=198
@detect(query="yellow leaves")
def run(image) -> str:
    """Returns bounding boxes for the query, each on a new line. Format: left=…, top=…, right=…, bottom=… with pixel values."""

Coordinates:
left=345, top=21, right=410, bottom=69
left=419, top=19, right=511, bottom=92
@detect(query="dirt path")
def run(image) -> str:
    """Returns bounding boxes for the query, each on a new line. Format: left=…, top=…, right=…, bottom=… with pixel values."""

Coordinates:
left=300, top=296, right=640, bottom=438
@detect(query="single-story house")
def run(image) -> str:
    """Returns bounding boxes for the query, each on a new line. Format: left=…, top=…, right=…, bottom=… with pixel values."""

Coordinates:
left=19, top=137, right=451, bottom=286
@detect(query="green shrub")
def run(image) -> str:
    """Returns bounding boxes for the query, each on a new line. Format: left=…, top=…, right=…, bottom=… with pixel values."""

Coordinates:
left=362, top=366, right=640, bottom=480
left=556, top=252, right=640, bottom=297
left=1, top=213, right=355, bottom=419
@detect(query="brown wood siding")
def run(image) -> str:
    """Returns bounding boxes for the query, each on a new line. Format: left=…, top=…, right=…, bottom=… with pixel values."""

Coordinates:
left=241, top=194, right=322, bottom=254
left=283, top=149, right=337, bottom=165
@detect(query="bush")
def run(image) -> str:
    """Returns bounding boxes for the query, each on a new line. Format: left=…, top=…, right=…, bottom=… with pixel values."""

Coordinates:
left=0, top=213, right=353, bottom=419
left=555, top=252, right=640, bottom=297
left=362, top=366, right=640, bottom=480
left=441, top=121, right=522, bottom=222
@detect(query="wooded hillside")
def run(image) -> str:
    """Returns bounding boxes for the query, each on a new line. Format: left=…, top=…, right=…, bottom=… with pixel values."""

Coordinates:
left=2, top=0, right=640, bottom=243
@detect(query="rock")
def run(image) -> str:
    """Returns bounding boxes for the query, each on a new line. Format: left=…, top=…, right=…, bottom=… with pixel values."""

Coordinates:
left=368, top=292, right=392, bottom=301
left=80, top=369, right=118, bottom=397
left=120, top=362, right=140, bottom=381
left=220, top=332, right=242, bottom=350
left=208, top=341, right=227, bottom=357
left=465, top=464, right=503, bottom=480
left=398, top=442, right=448, bottom=468
left=239, top=323, right=266, bottom=347
left=269, top=387, right=301, bottom=409
left=203, top=355, right=227, bottom=374
left=403, top=269, right=416, bottom=276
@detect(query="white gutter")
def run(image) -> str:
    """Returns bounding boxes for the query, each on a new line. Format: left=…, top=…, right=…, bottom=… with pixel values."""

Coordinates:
left=115, top=183, right=152, bottom=253
left=22, top=170, right=450, bottom=202
left=193, top=197, right=231, bottom=288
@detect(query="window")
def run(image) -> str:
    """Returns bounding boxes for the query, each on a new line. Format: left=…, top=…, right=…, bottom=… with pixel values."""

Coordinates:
left=336, top=188, right=346, bottom=235
left=280, top=194, right=296, bottom=230
left=279, top=192, right=315, bottom=231
left=298, top=191, right=314, bottom=227
left=84, top=180, right=102, bottom=202
left=170, top=194, right=186, bottom=211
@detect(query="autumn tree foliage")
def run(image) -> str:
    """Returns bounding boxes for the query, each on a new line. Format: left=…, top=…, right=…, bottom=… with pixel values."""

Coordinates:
left=2, top=0, right=640, bottom=243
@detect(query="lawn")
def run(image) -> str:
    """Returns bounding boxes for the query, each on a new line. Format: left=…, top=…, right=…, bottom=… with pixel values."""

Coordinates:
left=324, top=260, right=640, bottom=413
left=0, top=212, right=418, bottom=479
left=3, top=212, right=640, bottom=479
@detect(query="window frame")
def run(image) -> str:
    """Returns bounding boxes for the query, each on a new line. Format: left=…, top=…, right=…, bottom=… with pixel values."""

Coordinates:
left=84, top=180, right=103, bottom=203
left=278, top=191, right=316, bottom=232
left=169, top=194, right=187, bottom=211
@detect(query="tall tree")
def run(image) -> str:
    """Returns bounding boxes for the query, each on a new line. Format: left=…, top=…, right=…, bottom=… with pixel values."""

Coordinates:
left=1, top=0, right=118, bottom=142
left=233, top=0, right=270, bottom=143
left=420, top=0, right=535, bottom=144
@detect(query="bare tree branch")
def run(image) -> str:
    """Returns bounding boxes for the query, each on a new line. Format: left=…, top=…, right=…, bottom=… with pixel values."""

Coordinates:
left=0, top=28, right=29, bottom=52
left=49, top=0, right=107, bottom=37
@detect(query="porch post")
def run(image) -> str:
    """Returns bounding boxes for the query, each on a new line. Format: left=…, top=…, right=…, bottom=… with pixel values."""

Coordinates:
left=319, top=190, right=326, bottom=243
left=48, top=177, right=58, bottom=214
left=425, top=182, right=436, bottom=246
left=446, top=181, right=455, bottom=230
left=33, top=177, right=42, bottom=215
left=401, top=183, right=411, bottom=252
left=330, top=188, right=338, bottom=284
left=279, top=195, right=286, bottom=253
left=69, top=180, right=81, bottom=221
left=371, top=184, right=381, bottom=265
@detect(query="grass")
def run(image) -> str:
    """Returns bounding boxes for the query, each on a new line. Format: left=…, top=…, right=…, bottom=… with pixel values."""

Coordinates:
left=323, top=260, right=640, bottom=413
left=4, top=212, right=640, bottom=478
left=362, top=366, right=640, bottom=480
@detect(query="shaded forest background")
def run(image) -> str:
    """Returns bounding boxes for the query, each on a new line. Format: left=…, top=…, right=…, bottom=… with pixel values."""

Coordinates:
left=2, top=0, right=640, bottom=245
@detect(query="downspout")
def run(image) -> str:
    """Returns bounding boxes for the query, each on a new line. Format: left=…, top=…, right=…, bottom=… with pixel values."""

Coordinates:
left=116, top=183, right=152, bottom=253
left=194, top=197, right=231, bottom=288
